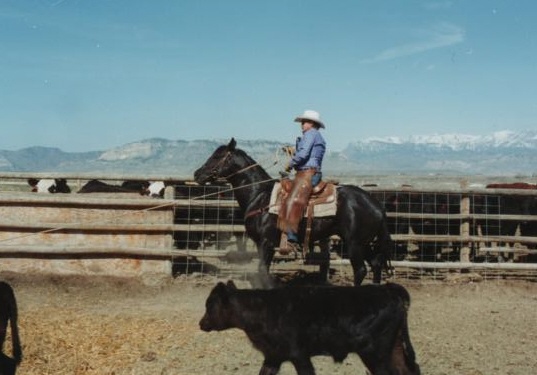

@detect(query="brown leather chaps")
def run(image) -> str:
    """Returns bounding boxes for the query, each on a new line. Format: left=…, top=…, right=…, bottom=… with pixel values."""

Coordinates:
left=277, top=169, right=316, bottom=233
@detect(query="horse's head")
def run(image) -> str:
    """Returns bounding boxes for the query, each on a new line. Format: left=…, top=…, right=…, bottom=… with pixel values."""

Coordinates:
left=194, top=138, right=238, bottom=184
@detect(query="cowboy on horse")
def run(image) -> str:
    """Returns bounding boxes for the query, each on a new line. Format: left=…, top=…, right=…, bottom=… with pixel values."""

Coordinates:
left=278, top=110, right=327, bottom=254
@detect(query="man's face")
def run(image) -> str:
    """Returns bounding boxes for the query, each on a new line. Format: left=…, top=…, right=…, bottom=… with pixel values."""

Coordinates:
left=301, top=120, right=314, bottom=132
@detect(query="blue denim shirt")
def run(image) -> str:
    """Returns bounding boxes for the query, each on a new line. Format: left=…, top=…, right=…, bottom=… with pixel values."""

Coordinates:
left=289, top=128, right=326, bottom=172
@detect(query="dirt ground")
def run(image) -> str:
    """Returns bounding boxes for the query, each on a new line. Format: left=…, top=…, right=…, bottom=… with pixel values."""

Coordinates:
left=1, top=270, right=536, bottom=375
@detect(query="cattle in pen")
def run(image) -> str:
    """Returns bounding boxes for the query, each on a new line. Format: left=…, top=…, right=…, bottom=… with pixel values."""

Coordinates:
left=173, top=183, right=244, bottom=251
left=477, top=183, right=537, bottom=258
left=0, top=281, right=22, bottom=375
left=77, top=179, right=150, bottom=194
left=520, top=196, right=537, bottom=250
left=200, top=281, right=420, bottom=375
left=487, top=182, right=537, bottom=256
left=28, top=178, right=71, bottom=193
left=371, top=189, right=461, bottom=261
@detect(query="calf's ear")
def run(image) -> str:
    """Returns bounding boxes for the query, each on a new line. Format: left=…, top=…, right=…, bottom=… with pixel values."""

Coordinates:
left=226, top=280, right=237, bottom=290
left=213, top=282, right=231, bottom=303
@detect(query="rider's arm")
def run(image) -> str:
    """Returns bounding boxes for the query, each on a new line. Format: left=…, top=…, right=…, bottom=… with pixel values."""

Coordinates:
left=289, top=130, right=316, bottom=169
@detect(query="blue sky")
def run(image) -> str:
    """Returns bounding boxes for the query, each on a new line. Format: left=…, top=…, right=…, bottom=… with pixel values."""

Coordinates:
left=1, top=0, right=536, bottom=152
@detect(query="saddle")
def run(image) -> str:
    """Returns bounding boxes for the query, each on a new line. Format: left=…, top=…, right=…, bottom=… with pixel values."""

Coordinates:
left=275, top=171, right=338, bottom=255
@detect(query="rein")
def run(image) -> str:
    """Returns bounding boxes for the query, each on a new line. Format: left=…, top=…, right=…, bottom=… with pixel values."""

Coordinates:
left=202, top=147, right=290, bottom=217
left=223, top=162, right=262, bottom=180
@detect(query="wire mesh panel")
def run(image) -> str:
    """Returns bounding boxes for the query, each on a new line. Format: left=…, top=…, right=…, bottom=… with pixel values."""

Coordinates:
left=470, top=192, right=537, bottom=264
left=170, top=182, right=253, bottom=277
left=369, top=190, right=464, bottom=262
left=0, top=174, right=536, bottom=282
left=172, top=183, right=244, bottom=250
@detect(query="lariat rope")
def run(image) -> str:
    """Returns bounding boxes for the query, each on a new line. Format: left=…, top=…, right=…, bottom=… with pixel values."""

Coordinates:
left=0, top=146, right=291, bottom=243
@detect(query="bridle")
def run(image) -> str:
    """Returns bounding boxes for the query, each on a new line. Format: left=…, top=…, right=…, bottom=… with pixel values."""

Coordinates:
left=203, top=147, right=285, bottom=219
left=209, top=150, right=262, bottom=181
left=207, top=150, right=233, bottom=181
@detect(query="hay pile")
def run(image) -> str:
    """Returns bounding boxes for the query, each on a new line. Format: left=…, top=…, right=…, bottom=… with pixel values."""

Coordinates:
left=4, top=274, right=221, bottom=375
left=19, top=307, right=191, bottom=374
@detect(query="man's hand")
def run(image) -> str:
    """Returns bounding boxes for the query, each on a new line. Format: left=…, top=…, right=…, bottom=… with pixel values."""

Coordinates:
left=282, top=145, right=295, bottom=157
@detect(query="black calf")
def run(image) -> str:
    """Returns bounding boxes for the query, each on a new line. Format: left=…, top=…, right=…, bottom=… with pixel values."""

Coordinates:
left=200, top=281, right=420, bottom=375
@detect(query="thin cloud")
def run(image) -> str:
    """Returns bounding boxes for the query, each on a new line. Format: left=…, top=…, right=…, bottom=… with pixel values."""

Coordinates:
left=361, top=22, right=465, bottom=64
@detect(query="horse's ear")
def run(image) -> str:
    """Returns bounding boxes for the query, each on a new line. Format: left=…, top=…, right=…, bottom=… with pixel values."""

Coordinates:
left=227, top=138, right=236, bottom=151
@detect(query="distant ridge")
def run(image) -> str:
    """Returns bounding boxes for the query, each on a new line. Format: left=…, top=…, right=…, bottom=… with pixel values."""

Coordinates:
left=1, top=131, right=536, bottom=176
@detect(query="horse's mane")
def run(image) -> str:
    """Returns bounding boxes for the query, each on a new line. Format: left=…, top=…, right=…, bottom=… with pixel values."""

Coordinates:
left=233, top=148, right=273, bottom=181
left=234, top=148, right=256, bottom=164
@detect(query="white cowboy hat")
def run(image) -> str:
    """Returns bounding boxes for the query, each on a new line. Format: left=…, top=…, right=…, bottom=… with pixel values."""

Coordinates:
left=294, top=110, right=325, bottom=129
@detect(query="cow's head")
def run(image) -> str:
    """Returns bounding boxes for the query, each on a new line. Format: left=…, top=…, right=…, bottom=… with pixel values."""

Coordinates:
left=143, top=181, right=166, bottom=198
left=199, top=280, right=238, bottom=332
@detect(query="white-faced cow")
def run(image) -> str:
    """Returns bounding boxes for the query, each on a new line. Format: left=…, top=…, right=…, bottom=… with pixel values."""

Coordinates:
left=0, top=281, right=22, bottom=375
left=200, top=281, right=420, bottom=375
left=145, top=181, right=167, bottom=198
left=27, top=178, right=71, bottom=193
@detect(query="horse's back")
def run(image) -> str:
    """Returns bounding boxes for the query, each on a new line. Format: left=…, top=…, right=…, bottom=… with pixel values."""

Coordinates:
left=337, top=185, right=385, bottom=219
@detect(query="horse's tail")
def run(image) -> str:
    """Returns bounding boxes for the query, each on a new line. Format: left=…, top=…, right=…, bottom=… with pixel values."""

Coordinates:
left=374, top=214, right=394, bottom=278
left=4, top=282, right=22, bottom=364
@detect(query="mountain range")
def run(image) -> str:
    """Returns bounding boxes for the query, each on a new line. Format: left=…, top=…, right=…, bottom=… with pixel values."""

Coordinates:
left=1, top=130, right=536, bottom=177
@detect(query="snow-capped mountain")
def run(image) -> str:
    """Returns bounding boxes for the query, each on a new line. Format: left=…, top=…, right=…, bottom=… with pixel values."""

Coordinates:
left=349, top=130, right=537, bottom=151
left=0, top=131, right=536, bottom=176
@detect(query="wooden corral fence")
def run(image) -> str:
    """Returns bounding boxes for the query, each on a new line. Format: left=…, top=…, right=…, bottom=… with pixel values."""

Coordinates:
left=363, top=184, right=537, bottom=273
left=1, top=173, right=537, bottom=283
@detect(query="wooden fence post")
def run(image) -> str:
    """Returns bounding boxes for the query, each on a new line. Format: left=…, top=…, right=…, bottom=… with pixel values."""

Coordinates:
left=459, top=179, right=471, bottom=263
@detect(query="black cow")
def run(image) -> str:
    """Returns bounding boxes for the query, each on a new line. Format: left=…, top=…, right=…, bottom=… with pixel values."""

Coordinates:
left=200, top=281, right=420, bottom=375
left=0, top=282, right=22, bottom=375
left=27, top=178, right=71, bottom=193
left=77, top=179, right=150, bottom=194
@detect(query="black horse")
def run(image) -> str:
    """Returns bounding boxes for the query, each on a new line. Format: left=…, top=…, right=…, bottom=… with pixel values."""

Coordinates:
left=194, top=138, right=393, bottom=287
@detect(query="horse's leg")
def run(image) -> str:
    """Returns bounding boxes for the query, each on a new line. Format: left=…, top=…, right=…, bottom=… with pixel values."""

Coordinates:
left=348, top=242, right=368, bottom=286
left=318, top=238, right=331, bottom=283
left=369, top=244, right=383, bottom=284
left=254, top=239, right=276, bottom=289
left=371, top=224, right=394, bottom=284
